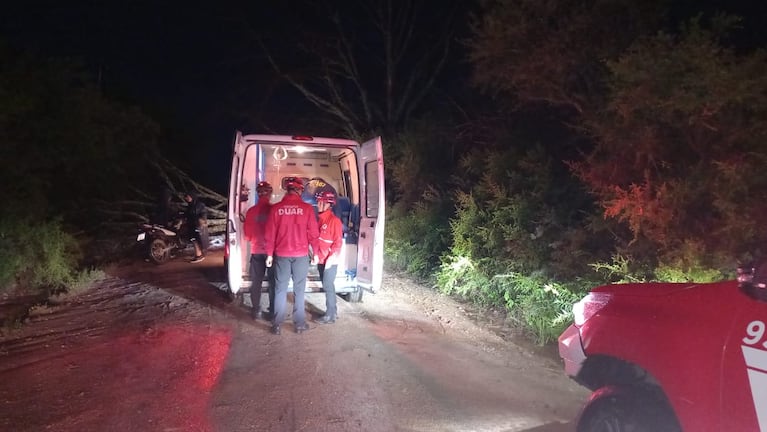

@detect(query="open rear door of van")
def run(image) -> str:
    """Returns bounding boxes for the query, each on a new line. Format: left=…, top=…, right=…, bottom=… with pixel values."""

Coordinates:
left=356, top=137, right=385, bottom=294
left=226, top=131, right=245, bottom=294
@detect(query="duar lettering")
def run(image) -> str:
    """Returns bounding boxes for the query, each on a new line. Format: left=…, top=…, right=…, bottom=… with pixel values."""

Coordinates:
left=278, top=206, right=304, bottom=216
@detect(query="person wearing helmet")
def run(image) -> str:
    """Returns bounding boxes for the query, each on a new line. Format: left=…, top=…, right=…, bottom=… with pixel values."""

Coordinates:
left=264, top=176, right=320, bottom=335
left=302, top=177, right=337, bottom=205
left=243, top=181, right=275, bottom=320
left=314, top=190, right=344, bottom=324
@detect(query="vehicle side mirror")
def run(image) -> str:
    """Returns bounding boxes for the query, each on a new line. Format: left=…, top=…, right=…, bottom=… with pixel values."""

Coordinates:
left=738, top=262, right=767, bottom=302
left=737, top=264, right=754, bottom=286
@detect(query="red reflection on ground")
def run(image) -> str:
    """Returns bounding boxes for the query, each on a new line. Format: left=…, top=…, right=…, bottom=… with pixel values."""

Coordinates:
left=131, top=324, right=232, bottom=432
left=0, top=323, right=232, bottom=432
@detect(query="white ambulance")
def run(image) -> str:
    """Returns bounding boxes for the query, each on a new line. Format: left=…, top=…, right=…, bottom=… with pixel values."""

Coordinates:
left=225, top=132, right=385, bottom=303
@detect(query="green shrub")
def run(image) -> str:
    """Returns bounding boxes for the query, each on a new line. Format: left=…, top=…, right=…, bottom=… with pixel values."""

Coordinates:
left=437, top=253, right=585, bottom=344
left=436, top=254, right=495, bottom=302
left=654, top=239, right=729, bottom=282
left=590, top=245, right=729, bottom=284
left=497, top=273, right=582, bottom=345
left=654, top=265, right=724, bottom=283
left=0, top=216, right=81, bottom=296
left=589, top=254, right=650, bottom=284
left=384, top=191, right=451, bottom=279
left=49, top=268, right=106, bottom=303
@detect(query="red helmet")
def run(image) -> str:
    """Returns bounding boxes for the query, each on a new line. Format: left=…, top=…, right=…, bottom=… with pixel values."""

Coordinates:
left=285, top=177, right=304, bottom=192
left=315, top=191, right=336, bottom=204
left=256, top=181, right=273, bottom=195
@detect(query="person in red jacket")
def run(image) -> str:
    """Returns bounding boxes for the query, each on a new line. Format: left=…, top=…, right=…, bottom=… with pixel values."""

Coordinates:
left=243, top=181, right=275, bottom=321
left=314, top=191, right=344, bottom=324
left=265, top=177, right=320, bottom=335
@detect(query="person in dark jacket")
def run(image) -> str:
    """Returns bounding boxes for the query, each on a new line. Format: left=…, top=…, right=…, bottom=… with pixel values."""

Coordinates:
left=264, top=177, right=320, bottom=335
left=184, top=190, right=208, bottom=263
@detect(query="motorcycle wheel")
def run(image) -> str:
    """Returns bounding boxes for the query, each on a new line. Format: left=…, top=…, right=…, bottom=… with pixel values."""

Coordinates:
left=149, top=238, right=171, bottom=264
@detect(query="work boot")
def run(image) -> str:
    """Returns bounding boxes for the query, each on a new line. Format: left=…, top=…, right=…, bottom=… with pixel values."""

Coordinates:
left=251, top=309, right=262, bottom=320
left=270, top=325, right=281, bottom=335
left=315, top=315, right=336, bottom=324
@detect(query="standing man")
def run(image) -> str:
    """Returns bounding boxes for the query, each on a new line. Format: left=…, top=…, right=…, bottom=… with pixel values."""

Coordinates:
left=243, top=181, right=275, bottom=320
left=184, top=190, right=208, bottom=263
left=265, top=177, right=320, bottom=335
left=314, top=191, right=343, bottom=324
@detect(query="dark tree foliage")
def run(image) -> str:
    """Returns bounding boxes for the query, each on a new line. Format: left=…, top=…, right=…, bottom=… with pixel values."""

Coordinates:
left=469, top=1, right=767, bottom=278
left=573, top=17, right=767, bottom=269
left=0, top=45, right=162, bottom=226
left=468, top=0, right=668, bottom=115
left=0, top=44, right=166, bottom=295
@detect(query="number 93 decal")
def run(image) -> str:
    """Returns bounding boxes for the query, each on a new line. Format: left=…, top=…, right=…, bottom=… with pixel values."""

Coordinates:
left=743, top=320, right=767, bottom=348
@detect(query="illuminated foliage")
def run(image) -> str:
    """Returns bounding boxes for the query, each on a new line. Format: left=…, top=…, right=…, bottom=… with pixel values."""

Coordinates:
left=469, top=2, right=767, bottom=276
left=573, top=15, right=767, bottom=265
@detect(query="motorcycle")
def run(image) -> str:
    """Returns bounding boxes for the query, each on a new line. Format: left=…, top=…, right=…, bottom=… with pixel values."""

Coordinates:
left=136, top=217, right=190, bottom=264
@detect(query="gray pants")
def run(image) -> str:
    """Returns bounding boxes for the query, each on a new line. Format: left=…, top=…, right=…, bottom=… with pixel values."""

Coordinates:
left=273, top=255, right=310, bottom=326
left=317, top=263, right=338, bottom=317
left=250, top=254, right=274, bottom=314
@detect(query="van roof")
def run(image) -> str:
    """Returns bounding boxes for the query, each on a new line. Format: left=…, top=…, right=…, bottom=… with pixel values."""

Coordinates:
left=241, top=134, right=359, bottom=147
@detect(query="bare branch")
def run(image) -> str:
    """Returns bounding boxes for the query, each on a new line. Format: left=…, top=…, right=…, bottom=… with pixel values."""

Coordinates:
left=261, top=39, right=360, bottom=136
left=397, top=27, right=453, bottom=123
left=332, top=20, right=374, bottom=126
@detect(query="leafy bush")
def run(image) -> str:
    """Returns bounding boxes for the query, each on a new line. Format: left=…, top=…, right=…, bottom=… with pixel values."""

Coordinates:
left=589, top=254, right=650, bottom=284
left=385, top=190, right=451, bottom=279
left=437, top=253, right=586, bottom=344
left=654, top=239, right=728, bottom=282
left=430, top=142, right=609, bottom=343
left=498, top=273, right=583, bottom=345
left=436, top=254, right=496, bottom=303
left=0, top=216, right=81, bottom=296
left=591, top=243, right=729, bottom=284
left=49, top=268, right=106, bottom=303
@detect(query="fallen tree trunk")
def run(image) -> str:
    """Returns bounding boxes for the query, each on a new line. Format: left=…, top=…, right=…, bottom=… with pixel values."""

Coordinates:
left=98, top=157, right=228, bottom=236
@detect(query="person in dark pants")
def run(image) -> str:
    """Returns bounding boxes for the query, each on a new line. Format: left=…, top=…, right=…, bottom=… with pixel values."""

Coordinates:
left=183, top=190, right=208, bottom=263
left=243, top=181, right=275, bottom=320
left=314, top=191, right=344, bottom=324
left=265, top=177, right=320, bottom=335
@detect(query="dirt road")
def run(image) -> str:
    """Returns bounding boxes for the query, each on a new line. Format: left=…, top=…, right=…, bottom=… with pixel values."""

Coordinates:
left=0, top=251, right=588, bottom=432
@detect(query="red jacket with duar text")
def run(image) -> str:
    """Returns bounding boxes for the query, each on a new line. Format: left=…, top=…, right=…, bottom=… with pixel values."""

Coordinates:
left=265, top=193, right=320, bottom=258
left=243, top=199, right=271, bottom=254
left=316, top=209, right=343, bottom=264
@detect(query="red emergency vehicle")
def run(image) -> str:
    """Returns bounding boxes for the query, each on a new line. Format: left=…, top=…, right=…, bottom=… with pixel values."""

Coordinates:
left=559, top=268, right=767, bottom=431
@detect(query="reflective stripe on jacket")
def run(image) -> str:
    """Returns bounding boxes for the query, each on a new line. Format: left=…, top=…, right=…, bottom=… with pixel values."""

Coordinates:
left=316, top=209, right=343, bottom=263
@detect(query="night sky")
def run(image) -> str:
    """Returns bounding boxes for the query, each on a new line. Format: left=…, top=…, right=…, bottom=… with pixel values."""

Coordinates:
left=0, top=1, right=339, bottom=189
left=1, top=1, right=766, bottom=190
